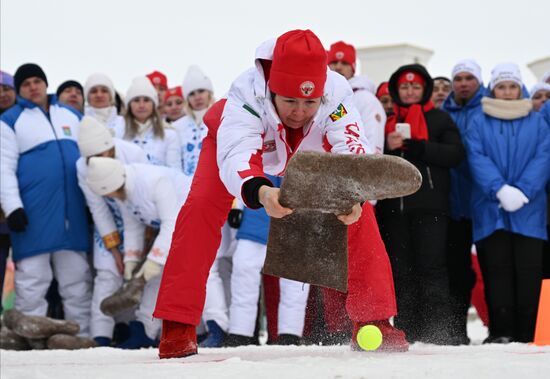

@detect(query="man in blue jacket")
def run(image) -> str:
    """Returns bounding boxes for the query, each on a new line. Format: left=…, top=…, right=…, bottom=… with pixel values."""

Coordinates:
left=0, top=63, right=92, bottom=337
left=441, top=59, right=485, bottom=344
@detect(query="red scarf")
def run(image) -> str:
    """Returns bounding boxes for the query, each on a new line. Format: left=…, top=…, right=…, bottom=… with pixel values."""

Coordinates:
left=385, top=101, right=434, bottom=140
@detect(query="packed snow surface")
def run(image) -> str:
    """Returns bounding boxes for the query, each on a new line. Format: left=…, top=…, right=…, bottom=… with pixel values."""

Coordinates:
left=2, top=318, right=549, bottom=379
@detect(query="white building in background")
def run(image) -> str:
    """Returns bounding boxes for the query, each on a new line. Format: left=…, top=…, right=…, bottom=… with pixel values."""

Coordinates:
left=356, top=44, right=433, bottom=86
left=527, top=57, right=550, bottom=81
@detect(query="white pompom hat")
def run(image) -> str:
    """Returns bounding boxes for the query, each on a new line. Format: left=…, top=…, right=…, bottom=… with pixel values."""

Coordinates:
left=182, top=65, right=213, bottom=98
left=77, top=116, right=114, bottom=157
left=86, top=157, right=126, bottom=196
left=84, top=73, right=116, bottom=102
left=125, top=76, right=159, bottom=107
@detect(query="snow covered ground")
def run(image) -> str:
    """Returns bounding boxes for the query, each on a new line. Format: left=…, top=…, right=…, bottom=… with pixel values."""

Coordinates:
left=1, top=317, right=549, bottom=379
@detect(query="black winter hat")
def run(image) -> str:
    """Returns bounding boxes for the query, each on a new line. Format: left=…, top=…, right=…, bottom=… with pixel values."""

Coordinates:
left=433, top=76, right=451, bottom=83
left=56, top=80, right=84, bottom=97
left=14, top=63, right=48, bottom=94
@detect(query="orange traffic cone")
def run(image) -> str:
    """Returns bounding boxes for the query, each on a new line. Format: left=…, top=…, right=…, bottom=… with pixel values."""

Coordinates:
left=533, top=279, right=550, bottom=346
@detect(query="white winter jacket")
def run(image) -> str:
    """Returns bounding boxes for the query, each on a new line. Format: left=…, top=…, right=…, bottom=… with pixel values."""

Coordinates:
left=84, top=106, right=124, bottom=133
left=172, top=115, right=208, bottom=177
left=76, top=138, right=148, bottom=248
left=348, top=75, right=387, bottom=154
left=115, top=121, right=183, bottom=171
left=115, top=164, right=192, bottom=265
left=216, top=40, right=370, bottom=203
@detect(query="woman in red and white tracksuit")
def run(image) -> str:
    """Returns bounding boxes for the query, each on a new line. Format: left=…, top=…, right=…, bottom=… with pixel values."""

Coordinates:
left=153, top=29, right=408, bottom=359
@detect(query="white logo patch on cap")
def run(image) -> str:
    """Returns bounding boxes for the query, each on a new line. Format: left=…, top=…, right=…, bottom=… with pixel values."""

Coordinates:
left=300, top=81, right=315, bottom=97
left=406, top=73, right=415, bottom=81
left=335, top=51, right=345, bottom=60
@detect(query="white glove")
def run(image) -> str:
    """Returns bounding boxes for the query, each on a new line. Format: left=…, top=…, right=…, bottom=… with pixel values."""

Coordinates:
left=496, top=184, right=529, bottom=212
left=123, top=261, right=140, bottom=281
left=135, top=259, right=162, bottom=282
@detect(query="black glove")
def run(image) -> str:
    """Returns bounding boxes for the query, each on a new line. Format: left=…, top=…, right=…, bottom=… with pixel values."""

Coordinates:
left=7, top=208, right=28, bottom=232
left=403, top=139, right=426, bottom=160
left=227, top=209, right=243, bottom=229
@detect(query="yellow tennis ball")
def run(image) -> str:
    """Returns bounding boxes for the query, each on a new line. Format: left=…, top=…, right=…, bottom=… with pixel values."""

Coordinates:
left=357, top=325, right=383, bottom=351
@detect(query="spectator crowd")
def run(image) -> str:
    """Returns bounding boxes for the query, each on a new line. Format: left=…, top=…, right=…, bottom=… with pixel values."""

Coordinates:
left=0, top=33, right=549, bottom=352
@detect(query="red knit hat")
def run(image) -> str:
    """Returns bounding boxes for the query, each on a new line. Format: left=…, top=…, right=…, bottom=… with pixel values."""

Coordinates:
left=327, top=41, right=356, bottom=72
left=146, top=71, right=168, bottom=89
left=164, top=86, right=183, bottom=102
left=269, top=30, right=327, bottom=98
left=376, top=82, right=390, bottom=99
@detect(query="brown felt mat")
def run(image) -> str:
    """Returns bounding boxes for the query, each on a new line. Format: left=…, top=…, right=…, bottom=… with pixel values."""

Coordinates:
left=264, top=151, right=421, bottom=291
left=264, top=211, right=348, bottom=292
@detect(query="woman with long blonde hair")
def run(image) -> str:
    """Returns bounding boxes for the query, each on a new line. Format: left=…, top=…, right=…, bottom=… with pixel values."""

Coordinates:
left=116, top=76, right=182, bottom=170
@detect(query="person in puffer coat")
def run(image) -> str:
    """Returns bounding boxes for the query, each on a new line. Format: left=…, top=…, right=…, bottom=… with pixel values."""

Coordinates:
left=377, top=63, right=465, bottom=345
left=85, top=157, right=192, bottom=349
left=0, top=63, right=92, bottom=337
left=441, top=59, right=486, bottom=344
left=466, top=63, right=550, bottom=344
left=76, top=116, right=149, bottom=346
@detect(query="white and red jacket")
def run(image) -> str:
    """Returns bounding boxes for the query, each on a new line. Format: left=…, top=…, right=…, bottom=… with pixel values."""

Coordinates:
left=348, top=75, right=386, bottom=154
left=216, top=40, right=370, bottom=203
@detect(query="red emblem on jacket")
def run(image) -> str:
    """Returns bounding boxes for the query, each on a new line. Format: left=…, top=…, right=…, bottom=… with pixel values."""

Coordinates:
left=262, top=140, right=276, bottom=153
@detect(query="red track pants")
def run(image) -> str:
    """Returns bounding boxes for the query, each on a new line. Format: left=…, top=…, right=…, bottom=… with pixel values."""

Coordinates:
left=154, top=102, right=397, bottom=325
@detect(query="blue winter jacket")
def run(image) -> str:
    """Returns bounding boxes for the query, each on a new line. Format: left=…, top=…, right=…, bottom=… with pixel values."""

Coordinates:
left=541, top=100, right=550, bottom=126
left=0, top=96, right=89, bottom=260
left=541, top=101, right=550, bottom=194
left=442, top=85, right=485, bottom=220
left=236, top=175, right=282, bottom=245
left=465, top=98, right=550, bottom=242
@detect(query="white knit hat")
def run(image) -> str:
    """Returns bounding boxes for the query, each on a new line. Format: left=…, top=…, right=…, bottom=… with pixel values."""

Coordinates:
left=86, top=157, right=126, bottom=196
left=77, top=116, right=114, bottom=157
left=451, top=59, right=483, bottom=84
left=182, top=65, right=213, bottom=98
left=490, top=63, right=522, bottom=90
left=84, top=73, right=116, bottom=102
left=452, top=59, right=482, bottom=84
left=530, top=82, right=550, bottom=99
left=125, top=76, right=159, bottom=107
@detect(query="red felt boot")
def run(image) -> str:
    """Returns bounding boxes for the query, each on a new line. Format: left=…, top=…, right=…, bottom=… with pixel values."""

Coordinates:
left=158, top=320, right=198, bottom=359
left=351, top=320, right=409, bottom=352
